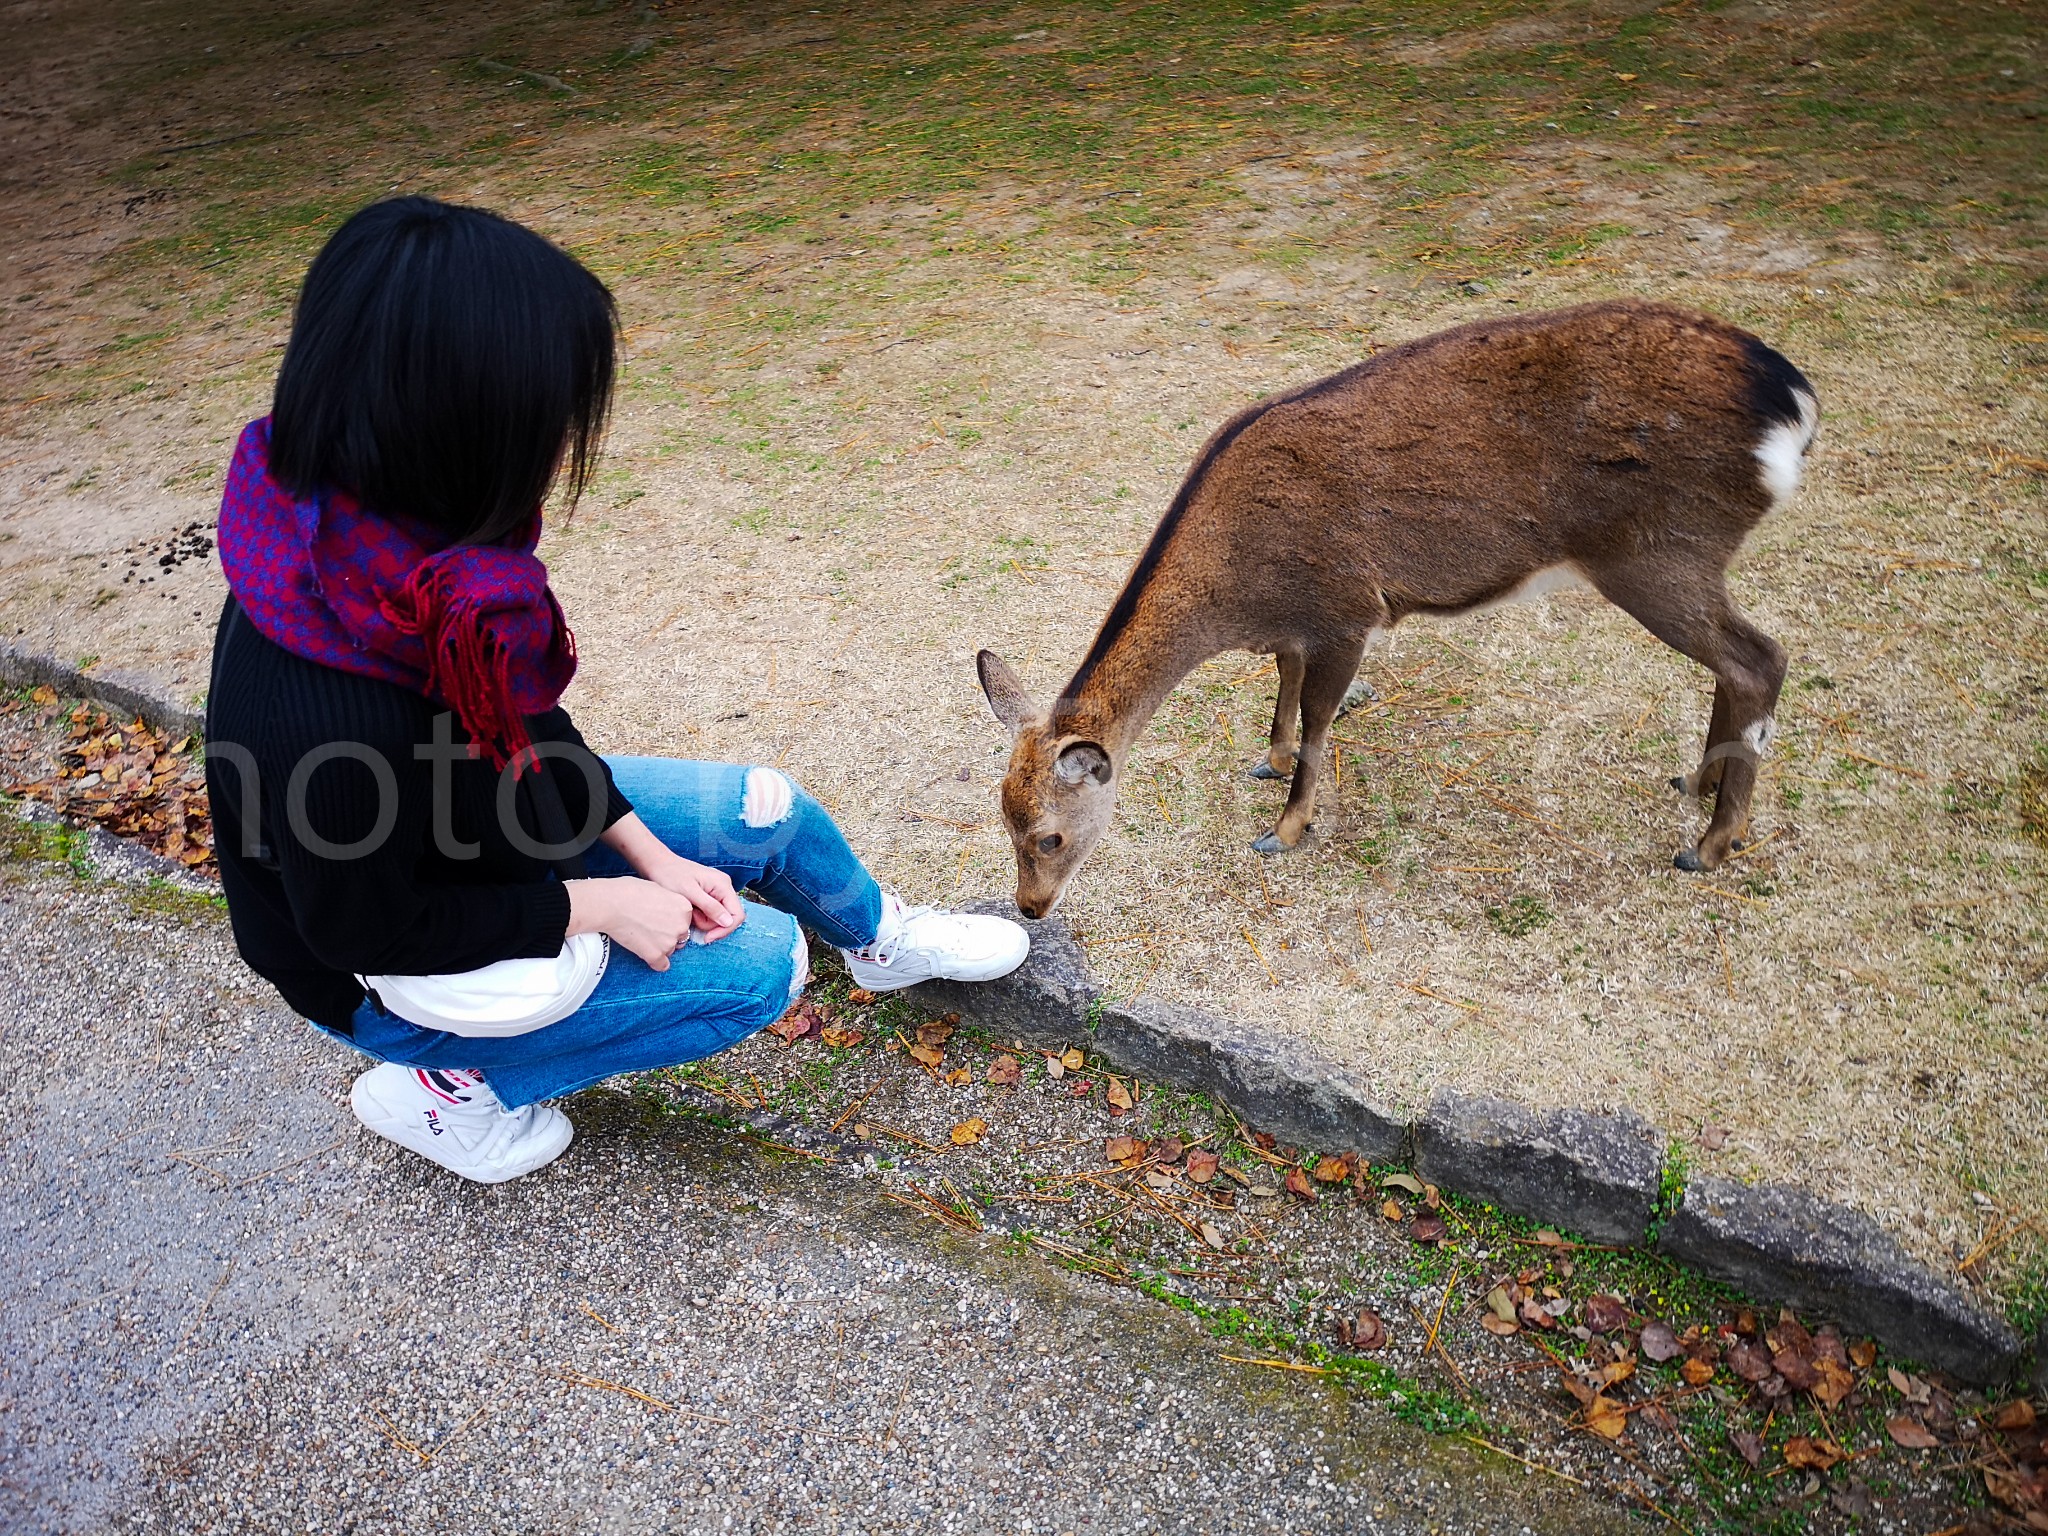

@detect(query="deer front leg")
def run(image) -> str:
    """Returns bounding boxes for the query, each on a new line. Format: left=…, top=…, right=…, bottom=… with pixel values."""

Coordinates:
left=1254, top=640, right=1365, bottom=853
left=1249, top=648, right=1306, bottom=780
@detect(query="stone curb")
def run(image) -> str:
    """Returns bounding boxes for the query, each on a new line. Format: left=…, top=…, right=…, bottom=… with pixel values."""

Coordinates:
left=1658, top=1177, right=2022, bottom=1387
left=1414, top=1091, right=1661, bottom=1247
left=910, top=904, right=2027, bottom=1386
left=0, top=641, right=205, bottom=741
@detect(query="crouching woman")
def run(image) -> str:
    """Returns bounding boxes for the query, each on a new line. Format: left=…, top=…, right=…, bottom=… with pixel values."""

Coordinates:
left=205, top=197, right=1026, bottom=1184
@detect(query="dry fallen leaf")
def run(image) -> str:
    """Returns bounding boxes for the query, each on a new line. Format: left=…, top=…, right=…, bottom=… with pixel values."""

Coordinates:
left=917, top=1019, right=956, bottom=1047
left=949, top=1117, right=988, bottom=1146
left=1060, top=1047, right=1085, bottom=1071
left=1993, top=1400, right=2037, bottom=1432
left=1584, top=1397, right=1628, bottom=1441
left=1480, top=1313, right=1520, bottom=1337
left=1773, top=1347, right=1820, bottom=1394
left=1848, top=1337, right=1878, bottom=1369
left=1377, top=1197, right=1402, bottom=1221
left=1184, top=1149, right=1221, bottom=1184
left=1811, top=1357, right=1854, bottom=1408
left=943, top=1065, right=973, bottom=1087
left=1284, top=1167, right=1315, bottom=1201
left=1600, top=1355, right=1636, bottom=1389
left=1699, top=1123, right=1730, bottom=1151
left=1411, top=1212, right=1449, bottom=1245
left=1103, top=1135, right=1145, bottom=1167
left=1731, top=1428, right=1764, bottom=1468
left=1199, top=1221, right=1225, bottom=1251
left=907, top=1042, right=945, bottom=1070
left=767, top=1004, right=824, bottom=1043
left=846, top=987, right=878, bottom=1006
left=1783, top=1436, right=1843, bottom=1471
left=1887, top=1365, right=1931, bottom=1404
left=1485, top=1285, right=1518, bottom=1323
left=985, top=1053, right=1022, bottom=1086
left=1105, top=1079, right=1134, bottom=1115
left=820, top=1025, right=866, bottom=1049
left=1153, top=1136, right=1185, bottom=1166
left=1639, top=1321, right=1684, bottom=1363
left=1533, top=1229, right=1568, bottom=1249
left=1381, top=1172, right=1424, bottom=1195
left=1885, top=1416, right=1939, bottom=1450
left=1681, top=1357, right=1716, bottom=1387
left=1349, top=1308, right=1389, bottom=1351
left=1582, top=1294, right=1627, bottom=1334
left=1726, top=1340, right=1776, bottom=1383
left=1312, top=1156, right=1349, bottom=1183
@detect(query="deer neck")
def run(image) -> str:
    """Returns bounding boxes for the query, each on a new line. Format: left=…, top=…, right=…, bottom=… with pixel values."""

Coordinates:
left=1053, top=595, right=1213, bottom=760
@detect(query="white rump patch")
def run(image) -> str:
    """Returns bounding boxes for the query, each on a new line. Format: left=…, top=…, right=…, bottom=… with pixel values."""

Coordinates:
left=1472, top=562, right=1590, bottom=615
left=1754, top=390, right=1820, bottom=508
left=742, top=766, right=795, bottom=827
left=1741, top=715, right=1777, bottom=757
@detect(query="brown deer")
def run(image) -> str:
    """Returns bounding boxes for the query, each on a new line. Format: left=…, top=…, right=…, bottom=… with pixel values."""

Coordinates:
left=978, top=299, right=1817, bottom=918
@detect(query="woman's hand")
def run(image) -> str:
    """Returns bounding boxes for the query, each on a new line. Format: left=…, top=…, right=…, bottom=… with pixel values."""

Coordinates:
left=642, top=855, right=744, bottom=941
left=596, top=813, right=745, bottom=942
left=566, top=877, right=728, bottom=972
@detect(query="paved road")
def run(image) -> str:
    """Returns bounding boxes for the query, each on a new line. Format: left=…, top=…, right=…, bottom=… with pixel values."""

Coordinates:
left=0, top=850, right=1631, bottom=1535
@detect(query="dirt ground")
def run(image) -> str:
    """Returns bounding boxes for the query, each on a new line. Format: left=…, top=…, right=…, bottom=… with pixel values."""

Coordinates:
left=2, top=0, right=2042, bottom=1317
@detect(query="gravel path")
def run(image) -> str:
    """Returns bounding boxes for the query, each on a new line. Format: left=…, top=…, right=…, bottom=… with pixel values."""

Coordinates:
left=0, top=854, right=1629, bottom=1535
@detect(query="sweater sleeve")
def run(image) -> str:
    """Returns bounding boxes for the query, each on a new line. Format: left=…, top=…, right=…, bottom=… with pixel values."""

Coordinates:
left=526, top=705, right=633, bottom=832
left=262, top=674, right=573, bottom=979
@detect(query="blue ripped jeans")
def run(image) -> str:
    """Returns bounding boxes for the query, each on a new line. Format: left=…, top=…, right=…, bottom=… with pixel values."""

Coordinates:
left=325, top=758, right=885, bottom=1108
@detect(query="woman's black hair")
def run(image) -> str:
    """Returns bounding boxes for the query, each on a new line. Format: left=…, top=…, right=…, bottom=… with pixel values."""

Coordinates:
left=269, top=197, right=616, bottom=545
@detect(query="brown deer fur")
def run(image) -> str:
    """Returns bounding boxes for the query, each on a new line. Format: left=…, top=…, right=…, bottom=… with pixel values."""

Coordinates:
left=978, top=299, right=1818, bottom=918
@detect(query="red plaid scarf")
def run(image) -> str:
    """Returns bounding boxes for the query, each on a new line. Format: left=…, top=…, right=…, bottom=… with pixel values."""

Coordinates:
left=216, top=417, right=576, bottom=773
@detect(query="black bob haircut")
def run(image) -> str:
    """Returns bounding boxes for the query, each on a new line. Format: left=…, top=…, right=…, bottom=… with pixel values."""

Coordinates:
left=269, top=197, right=616, bottom=546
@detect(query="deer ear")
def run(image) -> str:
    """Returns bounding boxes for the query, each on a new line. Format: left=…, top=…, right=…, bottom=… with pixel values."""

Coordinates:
left=977, top=650, right=1036, bottom=739
left=1054, top=740, right=1112, bottom=787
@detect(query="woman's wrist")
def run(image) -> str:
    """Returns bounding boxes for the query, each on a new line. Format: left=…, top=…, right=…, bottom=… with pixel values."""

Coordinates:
left=599, top=812, right=679, bottom=881
left=565, top=877, right=620, bottom=937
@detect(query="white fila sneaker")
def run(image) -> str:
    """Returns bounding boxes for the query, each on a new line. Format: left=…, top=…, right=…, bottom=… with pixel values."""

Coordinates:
left=840, top=895, right=1031, bottom=993
left=349, top=1064, right=572, bottom=1184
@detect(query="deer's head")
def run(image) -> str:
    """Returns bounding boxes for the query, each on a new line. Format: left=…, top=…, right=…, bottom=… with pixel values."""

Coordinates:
left=976, top=650, right=1116, bottom=919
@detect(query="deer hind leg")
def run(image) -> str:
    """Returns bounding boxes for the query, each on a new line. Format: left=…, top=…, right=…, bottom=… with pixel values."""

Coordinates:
left=1590, top=562, right=1786, bottom=872
left=1674, top=686, right=1736, bottom=798
left=1254, top=639, right=1367, bottom=853
left=1250, top=647, right=1306, bottom=780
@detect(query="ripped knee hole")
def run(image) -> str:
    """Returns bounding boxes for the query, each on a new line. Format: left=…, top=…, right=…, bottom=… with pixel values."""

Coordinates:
left=742, top=767, right=795, bottom=828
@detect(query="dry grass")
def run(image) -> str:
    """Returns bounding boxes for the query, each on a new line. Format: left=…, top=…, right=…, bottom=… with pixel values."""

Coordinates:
left=0, top=0, right=2042, bottom=1303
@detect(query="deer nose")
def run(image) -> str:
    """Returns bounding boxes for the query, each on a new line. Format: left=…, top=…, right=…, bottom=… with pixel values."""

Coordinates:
left=1017, top=898, right=1044, bottom=920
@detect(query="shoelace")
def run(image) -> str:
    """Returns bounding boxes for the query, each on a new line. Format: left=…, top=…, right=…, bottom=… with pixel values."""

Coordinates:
left=856, top=904, right=937, bottom=967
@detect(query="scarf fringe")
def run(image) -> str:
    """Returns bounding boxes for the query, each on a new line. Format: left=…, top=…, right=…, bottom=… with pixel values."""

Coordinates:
left=382, top=559, right=567, bottom=775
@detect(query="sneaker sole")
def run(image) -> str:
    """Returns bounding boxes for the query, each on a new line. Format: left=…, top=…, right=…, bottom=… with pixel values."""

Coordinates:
left=350, top=1074, right=573, bottom=1184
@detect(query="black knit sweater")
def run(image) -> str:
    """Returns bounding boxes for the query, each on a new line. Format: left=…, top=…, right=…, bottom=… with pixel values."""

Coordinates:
left=204, top=596, right=631, bottom=1028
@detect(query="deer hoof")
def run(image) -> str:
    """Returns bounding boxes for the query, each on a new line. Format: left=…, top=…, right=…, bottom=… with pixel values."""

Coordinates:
left=1248, top=760, right=1291, bottom=781
left=1252, top=831, right=1292, bottom=855
left=1672, top=847, right=1706, bottom=872
left=1337, top=678, right=1378, bottom=716
left=1669, top=774, right=1692, bottom=796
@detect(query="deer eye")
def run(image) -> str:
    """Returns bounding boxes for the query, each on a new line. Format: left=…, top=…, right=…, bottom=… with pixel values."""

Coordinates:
left=1037, top=833, right=1064, bottom=854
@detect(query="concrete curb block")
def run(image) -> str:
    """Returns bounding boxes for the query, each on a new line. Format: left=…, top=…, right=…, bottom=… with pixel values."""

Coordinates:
left=1414, top=1091, right=1661, bottom=1247
left=0, top=642, right=204, bottom=740
left=911, top=904, right=2025, bottom=1385
left=1100, top=997, right=1409, bottom=1164
left=1658, top=1178, right=2022, bottom=1386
